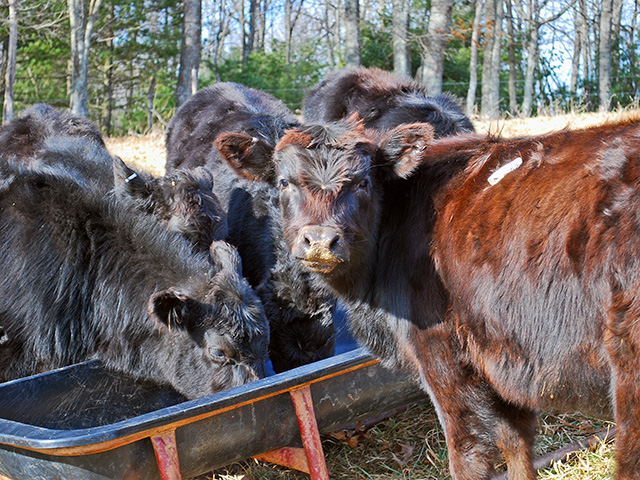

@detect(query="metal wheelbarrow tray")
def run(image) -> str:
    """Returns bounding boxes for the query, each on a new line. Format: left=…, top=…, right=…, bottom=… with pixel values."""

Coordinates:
left=0, top=342, right=426, bottom=480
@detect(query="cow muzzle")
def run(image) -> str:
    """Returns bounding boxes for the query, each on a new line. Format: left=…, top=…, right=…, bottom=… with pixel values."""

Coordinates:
left=293, top=225, right=349, bottom=274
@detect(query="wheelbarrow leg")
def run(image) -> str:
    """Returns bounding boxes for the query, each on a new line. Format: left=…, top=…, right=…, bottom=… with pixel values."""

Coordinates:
left=151, top=430, right=182, bottom=480
left=289, top=385, right=330, bottom=480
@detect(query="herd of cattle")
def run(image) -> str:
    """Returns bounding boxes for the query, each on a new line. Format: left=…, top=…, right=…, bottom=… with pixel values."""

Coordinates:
left=0, top=66, right=639, bottom=479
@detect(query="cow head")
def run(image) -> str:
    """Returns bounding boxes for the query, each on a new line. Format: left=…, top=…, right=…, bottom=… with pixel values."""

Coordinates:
left=364, top=93, right=475, bottom=136
left=303, top=68, right=474, bottom=137
left=114, top=158, right=228, bottom=250
left=217, top=115, right=434, bottom=287
left=148, top=241, right=269, bottom=398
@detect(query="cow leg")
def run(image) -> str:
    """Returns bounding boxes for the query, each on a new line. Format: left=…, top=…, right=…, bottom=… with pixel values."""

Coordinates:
left=494, top=402, right=537, bottom=480
left=607, top=363, right=640, bottom=479
left=416, top=323, right=537, bottom=480
left=605, top=304, right=640, bottom=480
left=610, top=388, right=640, bottom=480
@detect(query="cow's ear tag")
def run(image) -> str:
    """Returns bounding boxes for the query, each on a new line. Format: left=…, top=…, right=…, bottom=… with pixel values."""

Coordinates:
left=488, top=157, right=523, bottom=186
left=113, top=156, right=149, bottom=197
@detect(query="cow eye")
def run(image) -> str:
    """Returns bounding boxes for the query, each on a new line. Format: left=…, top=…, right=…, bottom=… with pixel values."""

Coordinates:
left=279, top=178, right=289, bottom=190
left=358, top=178, right=370, bottom=190
left=209, top=348, right=228, bottom=362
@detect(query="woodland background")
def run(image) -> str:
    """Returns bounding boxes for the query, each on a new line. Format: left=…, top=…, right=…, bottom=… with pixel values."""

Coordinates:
left=0, top=0, right=639, bottom=135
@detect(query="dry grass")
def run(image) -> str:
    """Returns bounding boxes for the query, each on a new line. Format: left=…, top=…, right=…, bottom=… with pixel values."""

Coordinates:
left=472, top=110, right=640, bottom=137
left=105, top=111, right=627, bottom=479
left=103, top=110, right=640, bottom=177
left=104, top=131, right=166, bottom=177
left=209, top=405, right=615, bottom=480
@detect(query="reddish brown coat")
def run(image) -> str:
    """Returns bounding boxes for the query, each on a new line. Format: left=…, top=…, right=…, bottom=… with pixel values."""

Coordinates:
left=226, top=115, right=640, bottom=479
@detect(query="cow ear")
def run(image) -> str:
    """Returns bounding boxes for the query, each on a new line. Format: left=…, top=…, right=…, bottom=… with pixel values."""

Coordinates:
left=377, top=123, right=435, bottom=179
left=192, top=166, right=215, bottom=190
left=148, top=288, right=199, bottom=331
left=215, top=133, right=276, bottom=184
left=113, top=156, right=151, bottom=198
left=209, top=240, right=243, bottom=277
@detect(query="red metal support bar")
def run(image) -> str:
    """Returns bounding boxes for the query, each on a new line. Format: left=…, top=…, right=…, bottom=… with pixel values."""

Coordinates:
left=289, top=385, right=330, bottom=480
left=151, top=430, right=182, bottom=480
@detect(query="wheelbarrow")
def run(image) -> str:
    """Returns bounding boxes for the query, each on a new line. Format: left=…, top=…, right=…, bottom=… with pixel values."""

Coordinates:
left=0, top=327, right=426, bottom=480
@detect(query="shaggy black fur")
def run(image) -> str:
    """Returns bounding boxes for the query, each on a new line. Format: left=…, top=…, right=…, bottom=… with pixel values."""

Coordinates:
left=165, top=83, right=336, bottom=373
left=302, top=67, right=475, bottom=136
left=0, top=104, right=228, bottom=251
left=0, top=161, right=269, bottom=399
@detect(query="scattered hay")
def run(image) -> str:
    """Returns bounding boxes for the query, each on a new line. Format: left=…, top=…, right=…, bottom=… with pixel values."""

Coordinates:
left=207, top=406, right=615, bottom=480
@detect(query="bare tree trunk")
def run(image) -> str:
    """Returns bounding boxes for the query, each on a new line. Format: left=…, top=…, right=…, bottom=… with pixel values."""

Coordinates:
left=417, top=0, right=453, bottom=94
left=238, top=1, right=249, bottom=64
left=68, top=0, right=104, bottom=117
left=248, top=0, right=258, bottom=52
left=102, top=3, right=114, bottom=136
left=285, top=0, right=305, bottom=64
left=488, top=0, right=503, bottom=114
left=1, top=36, right=8, bottom=109
left=481, top=0, right=502, bottom=119
left=610, top=0, right=623, bottom=103
left=344, top=0, right=361, bottom=67
left=570, top=3, right=581, bottom=98
left=211, top=0, right=231, bottom=80
left=324, top=0, right=338, bottom=69
left=598, top=0, right=613, bottom=111
left=3, top=0, right=19, bottom=125
left=504, top=0, right=518, bottom=115
left=257, top=0, right=268, bottom=51
left=611, top=0, right=623, bottom=75
left=516, top=0, right=574, bottom=117
left=466, top=0, right=483, bottom=115
left=520, top=12, right=539, bottom=117
left=630, top=0, right=639, bottom=97
left=578, top=0, right=592, bottom=107
left=176, top=0, right=201, bottom=108
left=147, top=75, right=156, bottom=134
left=392, top=0, right=411, bottom=77
left=285, top=0, right=293, bottom=63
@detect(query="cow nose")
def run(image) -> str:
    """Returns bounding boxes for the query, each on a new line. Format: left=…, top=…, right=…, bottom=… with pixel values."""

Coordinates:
left=301, top=226, right=342, bottom=253
left=294, top=226, right=349, bottom=273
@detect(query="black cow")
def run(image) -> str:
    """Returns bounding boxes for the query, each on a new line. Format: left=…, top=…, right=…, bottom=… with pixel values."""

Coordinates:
left=0, top=160, right=269, bottom=399
left=0, top=104, right=228, bottom=250
left=303, top=67, right=474, bottom=135
left=165, top=82, right=301, bottom=172
left=222, top=115, right=640, bottom=479
left=165, top=83, right=336, bottom=373
left=0, top=103, right=105, bottom=156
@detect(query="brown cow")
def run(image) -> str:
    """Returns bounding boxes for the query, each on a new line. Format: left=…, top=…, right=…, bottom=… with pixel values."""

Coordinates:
left=221, top=115, right=640, bottom=479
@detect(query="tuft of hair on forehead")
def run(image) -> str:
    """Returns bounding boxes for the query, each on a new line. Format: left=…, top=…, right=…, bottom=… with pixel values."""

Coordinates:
left=299, top=149, right=355, bottom=197
left=276, top=114, right=367, bottom=152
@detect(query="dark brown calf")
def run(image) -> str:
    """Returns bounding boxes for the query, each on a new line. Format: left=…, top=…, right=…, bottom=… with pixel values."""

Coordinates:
left=427, top=118, right=640, bottom=479
left=303, top=67, right=475, bottom=135
left=225, top=115, right=640, bottom=479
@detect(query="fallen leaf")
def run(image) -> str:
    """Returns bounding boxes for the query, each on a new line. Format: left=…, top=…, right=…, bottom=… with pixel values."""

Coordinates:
left=391, top=442, right=414, bottom=466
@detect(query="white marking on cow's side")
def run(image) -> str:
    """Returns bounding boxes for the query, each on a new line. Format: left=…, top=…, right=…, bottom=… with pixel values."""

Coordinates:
left=487, top=156, right=523, bottom=186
